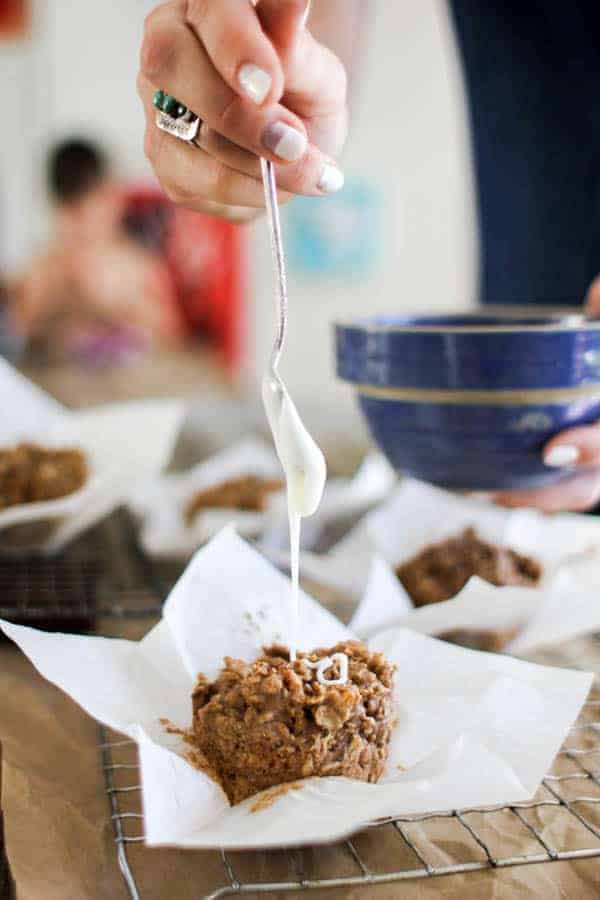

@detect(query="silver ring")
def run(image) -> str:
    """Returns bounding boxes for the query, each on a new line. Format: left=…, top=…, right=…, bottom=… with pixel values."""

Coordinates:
left=153, top=91, right=201, bottom=145
left=155, top=108, right=201, bottom=145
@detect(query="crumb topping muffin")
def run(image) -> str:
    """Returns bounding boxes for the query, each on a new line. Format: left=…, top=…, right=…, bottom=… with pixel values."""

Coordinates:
left=185, top=475, right=283, bottom=525
left=397, top=527, right=541, bottom=607
left=191, top=640, right=396, bottom=805
left=0, top=444, right=88, bottom=510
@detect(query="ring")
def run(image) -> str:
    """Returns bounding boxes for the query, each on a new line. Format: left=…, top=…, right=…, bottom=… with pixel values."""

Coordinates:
left=153, top=90, right=201, bottom=144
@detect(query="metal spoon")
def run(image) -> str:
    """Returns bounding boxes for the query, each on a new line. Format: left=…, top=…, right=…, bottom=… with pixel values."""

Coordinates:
left=260, top=158, right=288, bottom=432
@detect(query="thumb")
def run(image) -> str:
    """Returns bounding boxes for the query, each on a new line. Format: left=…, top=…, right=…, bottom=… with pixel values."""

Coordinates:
left=584, top=275, right=600, bottom=315
left=257, top=0, right=310, bottom=64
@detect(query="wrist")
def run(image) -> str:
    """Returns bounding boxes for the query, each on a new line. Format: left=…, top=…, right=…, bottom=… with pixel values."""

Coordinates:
left=199, top=200, right=263, bottom=224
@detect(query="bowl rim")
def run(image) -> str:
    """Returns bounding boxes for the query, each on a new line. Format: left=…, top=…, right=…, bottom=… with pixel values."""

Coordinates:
left=335, top=307, right=600, bottom=335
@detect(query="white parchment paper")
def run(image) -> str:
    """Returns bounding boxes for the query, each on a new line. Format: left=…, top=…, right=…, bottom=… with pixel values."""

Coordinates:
left=335, top=479, right=600, bottom=654
left=0, top=528, right=591, bottom=849
left=261, top=452, right=396, bottom=555
left=131, top=442, right=395, bottom=560
left=0, top=358, right=183, bottom=552
left=129, top=437, right=284, bottom=558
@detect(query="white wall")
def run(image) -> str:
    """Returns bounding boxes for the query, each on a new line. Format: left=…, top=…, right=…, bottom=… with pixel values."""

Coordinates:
left=0, top=28, right=40, bottom=270
left=41, top=0, right=155, bottom=178
left=1, top=1, right=478, bottom=449
left=0, top=0, right=156, bottom=271
left=245, top=0, right=478, bottom=447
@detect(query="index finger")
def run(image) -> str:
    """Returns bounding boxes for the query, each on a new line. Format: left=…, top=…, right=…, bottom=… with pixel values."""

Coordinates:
left=494, top=470, right=600, bottom=512
left=185, top=0, right=284, bottom=106
left=585, top=276, right=600, bottom=316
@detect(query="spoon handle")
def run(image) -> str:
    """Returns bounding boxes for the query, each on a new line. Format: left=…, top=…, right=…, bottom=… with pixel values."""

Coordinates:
left=261, top=158, right=288, bottom=373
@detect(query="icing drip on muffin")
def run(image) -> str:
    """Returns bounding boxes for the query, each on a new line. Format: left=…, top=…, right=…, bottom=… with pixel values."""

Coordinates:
left=189, top=640, right=395, bottom=805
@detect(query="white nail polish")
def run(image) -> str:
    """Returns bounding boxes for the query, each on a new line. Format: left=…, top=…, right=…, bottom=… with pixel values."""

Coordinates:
left=544, top=445, right=580, bottom=468
left=318, top=164, right=344, bottom=193
left=238, top=63, right=272, bottom=105
left=262, top=122, right=307, bottom=162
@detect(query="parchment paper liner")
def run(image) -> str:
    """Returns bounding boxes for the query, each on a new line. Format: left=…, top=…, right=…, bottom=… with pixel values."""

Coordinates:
left=0, top=528, right=591, bottom=849
left=130, top=441, right=395, bottom=559
left=290, top=478, right=600, bottom=656
left=0, top=359, right=183, bottom=553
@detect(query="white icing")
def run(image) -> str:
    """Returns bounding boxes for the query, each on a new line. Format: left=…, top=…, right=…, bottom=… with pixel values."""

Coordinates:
left=260, top=156, right=343, bottom=679
left=304, top=652, right=349, bottom=686
left=262, top=373, right=326, bottom=663
left=262, top=375, right=326, bottom=518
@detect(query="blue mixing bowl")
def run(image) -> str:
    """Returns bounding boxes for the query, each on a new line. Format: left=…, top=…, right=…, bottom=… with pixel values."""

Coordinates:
left=335, top=312, right=600, bottom=491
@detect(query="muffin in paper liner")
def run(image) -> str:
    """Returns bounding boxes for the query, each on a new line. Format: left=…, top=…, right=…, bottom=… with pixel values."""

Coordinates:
left=130, top=440, right=395, bottom=560
left=297, top=478, right=600, bottom=655
left=0, top=528, right=591, bottom=849
left=129, top=437, right=285, bottom=558
left=0, top=359, right=183, bottom=553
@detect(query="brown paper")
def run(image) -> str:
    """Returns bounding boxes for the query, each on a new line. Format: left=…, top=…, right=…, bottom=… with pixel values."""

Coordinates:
left=2, top=622, right=600, bottom=900
left=1, top=364, right=599, bottom=898
left=1, top=745, right=17, bottom=898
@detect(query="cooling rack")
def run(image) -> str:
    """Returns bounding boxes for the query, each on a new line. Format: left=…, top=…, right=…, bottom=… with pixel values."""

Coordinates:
left=99, top=681, right=600, bottom=898
left=5, top=508, right=600, bottom=896
left=0, top=508, right=171, bottom=625
left=95, top=518, right=600, bottom=897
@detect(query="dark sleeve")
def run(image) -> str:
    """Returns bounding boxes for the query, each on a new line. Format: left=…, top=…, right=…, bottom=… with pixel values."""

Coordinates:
left=449, top=0, right=600, bottom=306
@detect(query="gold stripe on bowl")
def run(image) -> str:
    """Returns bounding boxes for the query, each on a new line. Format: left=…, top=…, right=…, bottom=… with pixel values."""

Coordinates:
left=355, top=383, right=600, bottom=406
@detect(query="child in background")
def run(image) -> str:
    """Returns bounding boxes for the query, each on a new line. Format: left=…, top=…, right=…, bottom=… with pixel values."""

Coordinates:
left=11, top=139, right=183, bottom=366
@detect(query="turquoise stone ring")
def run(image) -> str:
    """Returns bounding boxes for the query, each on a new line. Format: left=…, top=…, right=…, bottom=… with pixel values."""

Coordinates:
left=153, top=89, right=201, bottom=144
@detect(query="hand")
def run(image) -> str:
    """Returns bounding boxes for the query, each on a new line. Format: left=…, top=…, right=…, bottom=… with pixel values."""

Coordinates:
left=494, top=426, right=600, bottom=512
left=495, top=283, right=600, bottom=512
left=138, top=0, right=347, bottom=215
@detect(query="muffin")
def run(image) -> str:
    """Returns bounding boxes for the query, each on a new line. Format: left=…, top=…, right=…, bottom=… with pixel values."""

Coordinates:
left=190, top=640, right=396, bottom=805
left=0, top=444, right=88, bottom=510
left=397, top=527, right=541, bottom=607
left=185, top=475, right=283, bottom=525
left=396, top=527, right=541, bottom=653
left=435, top=627, right=520, bottom=653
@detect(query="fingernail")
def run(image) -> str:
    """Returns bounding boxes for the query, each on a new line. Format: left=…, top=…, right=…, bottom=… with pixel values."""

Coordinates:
left=544, top=445, right=580, bottom=468
left=318, top=164, right=344, bottom=193
left=262, top=122, right=307, bottom=162
left=238, top=63, right=272, bottom=105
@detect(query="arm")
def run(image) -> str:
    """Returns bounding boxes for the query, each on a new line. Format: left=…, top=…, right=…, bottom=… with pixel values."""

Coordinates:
left=11, top=251, right=72, bottom=341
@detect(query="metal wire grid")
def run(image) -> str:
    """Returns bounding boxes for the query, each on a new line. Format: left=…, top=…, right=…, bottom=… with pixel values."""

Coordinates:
left=0, top=550, right=99, bottom=624
left=92, top=530, right=600, bottom=896
left=12, top=509, right=599, bottom=895
left=0, top=508, right=170, bottom=625
left=100, top=684, right=600, bottom=898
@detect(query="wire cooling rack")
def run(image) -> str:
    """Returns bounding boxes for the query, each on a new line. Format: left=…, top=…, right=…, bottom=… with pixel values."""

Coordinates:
left=8, top=509, right=600, bottom=896
left=93, top=514, right=600, bottom=898
left=99, top=681, right=600, bottom=899
left=0, top=509, right=170, bottom=626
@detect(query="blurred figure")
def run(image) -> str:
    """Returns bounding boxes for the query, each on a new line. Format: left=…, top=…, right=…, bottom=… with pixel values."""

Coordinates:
left=0, top=277, right=24, bottom=363
left=11, top=138, right=183, bottom=366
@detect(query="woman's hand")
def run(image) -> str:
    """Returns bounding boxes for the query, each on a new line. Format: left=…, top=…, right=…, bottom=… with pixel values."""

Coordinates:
left=138, top=0, right=348, bottom=214
left=495, top=282, right=600, bottom=512
left=494, top=426, right=600, bottom=512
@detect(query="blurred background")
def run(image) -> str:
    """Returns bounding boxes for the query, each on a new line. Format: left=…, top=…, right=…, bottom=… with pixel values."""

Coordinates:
left=0, top=0, right=476, bottom=457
